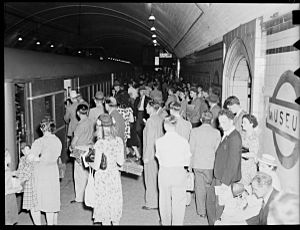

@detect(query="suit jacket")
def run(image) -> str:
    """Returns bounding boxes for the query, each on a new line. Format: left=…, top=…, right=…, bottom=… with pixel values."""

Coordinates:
left=133, top=95, right=151, bottom=120
left=64, top=101, right=79, bottom=137
left=246, top=189, right=279, bottom=225
left=175, top=116, right=192, bottom=141
left=190, top=124, right=221, bottom=169
left=210, top=104, right=221, bottom=129
left=190, top=97, right=208, bottom=124
left=143, top=114, right=164, bottom=162
left=213, top=129, right=242, bottom=186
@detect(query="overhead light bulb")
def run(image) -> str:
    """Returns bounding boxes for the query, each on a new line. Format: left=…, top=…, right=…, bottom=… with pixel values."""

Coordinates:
left=78, top=50, right=81, bottom=54
left=36, top=41, right=40, bottom=45
left=153, top=39, right=157, bottom=44
left=148, top=14, right=155, bottom=21
left=50, top=44, right=54, bottom=48
left=18, top=37, right=23, bottom=41
left=150, top=26, right=156, bottom=31
left=152, top=34, right=157, bottom=38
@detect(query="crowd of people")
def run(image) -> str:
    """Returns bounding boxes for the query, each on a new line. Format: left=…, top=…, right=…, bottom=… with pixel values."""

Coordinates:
left=5, top=72, right=299, bottom=225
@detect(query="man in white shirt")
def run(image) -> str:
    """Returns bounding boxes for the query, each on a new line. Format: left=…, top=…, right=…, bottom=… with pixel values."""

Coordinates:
left=88, top=91, right=105, bottom=127
left=170, top=101, right=193, bottom=206
left=155, top=115, right=191, bottom=225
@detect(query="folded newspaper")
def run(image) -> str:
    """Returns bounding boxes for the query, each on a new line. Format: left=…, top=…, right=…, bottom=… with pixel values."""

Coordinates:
left=119, top=159, right=143, bottom=176
left=70, top=146, right=89, bottom=160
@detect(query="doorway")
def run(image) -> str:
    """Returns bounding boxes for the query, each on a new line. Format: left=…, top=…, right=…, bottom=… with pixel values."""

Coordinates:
left=231, top=58, right=252, bottom=112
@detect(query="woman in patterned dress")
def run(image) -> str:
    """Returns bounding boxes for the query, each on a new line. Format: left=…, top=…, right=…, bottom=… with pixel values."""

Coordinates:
left=116, top=91, right=141, bottom=161
left=29, top=118, right=62, bottom=225
left=93, top=113, right=125, bottom=225
left=239, top=114, right=259, bottom=186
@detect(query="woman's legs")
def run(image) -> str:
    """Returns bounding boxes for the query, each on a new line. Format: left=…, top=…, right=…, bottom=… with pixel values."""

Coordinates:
left=30, top=210, right=41, bottom=225
left=101, top=221, right=111, bottom=225
left=46, top=212, right=55, bottom=225
left=53, top=212, right=58, bottom=225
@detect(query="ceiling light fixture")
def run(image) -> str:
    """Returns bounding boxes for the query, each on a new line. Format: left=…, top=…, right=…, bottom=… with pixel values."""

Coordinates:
left=78, top=50, right=82, bottom=54
left=18, top=37, right=23, bottom=41
left=148, top=14, right=155, bottom=21
left=150, top=26, right=156, bottom=31
left=36, top=41, right=40, bottom=45
left=153, top=39, right=157, bottom=44
left=152, top=34, right=157, bottom=38
left=50, top=44, right=54, bottom=48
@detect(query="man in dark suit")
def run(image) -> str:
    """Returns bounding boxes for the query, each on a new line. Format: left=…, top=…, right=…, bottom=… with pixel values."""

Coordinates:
left=207, top=94, right=221, bottom=130
left=246, top=172, right=279, bottom=225
left=206, top=109, right=242, bottom=225
left=133, top=86, right=151, bottom=155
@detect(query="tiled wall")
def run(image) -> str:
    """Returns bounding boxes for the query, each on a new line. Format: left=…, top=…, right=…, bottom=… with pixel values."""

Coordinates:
left=261, top=11, right=300, bottom=194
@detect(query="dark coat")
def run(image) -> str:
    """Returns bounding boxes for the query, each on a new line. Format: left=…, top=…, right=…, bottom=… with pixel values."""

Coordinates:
left=213, top=129, right=242, bottom=185
left=206, top=129, right=242, bottom=225
left=246, top=188, right=279, bottom=225
left=133, top=95, right=151, bottom=120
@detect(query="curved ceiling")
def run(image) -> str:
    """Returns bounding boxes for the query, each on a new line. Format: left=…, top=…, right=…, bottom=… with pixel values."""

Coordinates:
left=4, top=2, right=296, bottom=66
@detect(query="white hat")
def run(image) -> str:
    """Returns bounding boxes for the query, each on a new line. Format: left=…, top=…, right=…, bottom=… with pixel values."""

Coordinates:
left=258, top=154, right=277, bottom=167
left=69, top=90, right=78, bottom=99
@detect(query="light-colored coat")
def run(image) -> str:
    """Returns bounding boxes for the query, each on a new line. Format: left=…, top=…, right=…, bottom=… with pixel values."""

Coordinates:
left=189, top=123, right=221, bottom=169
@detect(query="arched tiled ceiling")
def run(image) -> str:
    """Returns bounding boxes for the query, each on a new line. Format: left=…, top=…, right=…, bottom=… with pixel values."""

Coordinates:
left=4, top=2, right=298, bottom=66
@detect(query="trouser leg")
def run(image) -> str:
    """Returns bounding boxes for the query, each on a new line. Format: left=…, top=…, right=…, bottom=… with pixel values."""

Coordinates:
left=74, top=161, right=88, bottom=202
left=171, top=177, right=187, bottom=225
left=158, top=170, right=171, bottom=225
left=194, top=169, right=213, bottom=215
left=144, top=160, right=159, bottom=208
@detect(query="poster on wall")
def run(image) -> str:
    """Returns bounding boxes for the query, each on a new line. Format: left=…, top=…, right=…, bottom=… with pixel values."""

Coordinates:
left=266, top=70, right=300, bottom=170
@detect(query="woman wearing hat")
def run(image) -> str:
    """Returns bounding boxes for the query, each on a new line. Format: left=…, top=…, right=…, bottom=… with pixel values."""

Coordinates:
left=28, top=118, right=62, bottom=225
left=92, top=114, right=125, bottom=225
left=257, top=154, right=281, bottom=191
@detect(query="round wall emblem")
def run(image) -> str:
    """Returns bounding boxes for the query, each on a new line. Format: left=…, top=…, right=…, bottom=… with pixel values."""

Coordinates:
left=266, top=70, right=300, bottom=169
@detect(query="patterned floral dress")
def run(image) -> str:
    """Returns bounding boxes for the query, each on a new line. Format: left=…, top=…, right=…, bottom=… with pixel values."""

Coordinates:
left=93, top=136, right=124, bottom=223
left=240, top=131, right=259, bottom=186
left=117, top=107, right=134, bottom=144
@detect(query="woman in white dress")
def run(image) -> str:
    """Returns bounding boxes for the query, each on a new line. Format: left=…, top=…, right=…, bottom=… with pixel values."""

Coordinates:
left=29, top=118, right=62, bottom=225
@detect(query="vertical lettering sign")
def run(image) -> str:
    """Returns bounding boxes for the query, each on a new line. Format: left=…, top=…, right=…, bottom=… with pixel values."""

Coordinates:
left=266, top=70, right=300, bottom=169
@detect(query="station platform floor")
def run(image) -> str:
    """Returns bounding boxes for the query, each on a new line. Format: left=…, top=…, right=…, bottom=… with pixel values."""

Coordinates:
left=16, top=162, right=208, bottom=225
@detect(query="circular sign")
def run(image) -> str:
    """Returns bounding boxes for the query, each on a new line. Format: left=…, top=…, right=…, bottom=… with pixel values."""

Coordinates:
left=266, top=70, right=300, bottom=169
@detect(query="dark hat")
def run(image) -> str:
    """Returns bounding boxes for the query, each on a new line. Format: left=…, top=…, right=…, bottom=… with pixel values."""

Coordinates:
left=207, top=94, right=219, bottom=103
left=139, top=85, right=147, bottom=91
left=97, top=113, right=114, bottom=127
left=94, top=91, right=104, bottom=100
left=190, top=86, right=197, bottom=93
left=114, top=80, right=120, bottom=87
left=105, top=96, right=117, bottom=106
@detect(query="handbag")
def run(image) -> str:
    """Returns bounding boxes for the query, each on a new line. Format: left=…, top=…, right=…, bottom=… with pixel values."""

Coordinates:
left=85, top=148, right=95, bottom=163
left=186, top=171, right=194, bottom=191
left=84, top=167, right=96, bottom=208
left=99, top=152, right=107, bottom=170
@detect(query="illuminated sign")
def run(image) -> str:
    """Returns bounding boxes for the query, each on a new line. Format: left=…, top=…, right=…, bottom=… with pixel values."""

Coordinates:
left=159, top=52, right=172, bottom=58
left=266, top=70, right=300, bottom=169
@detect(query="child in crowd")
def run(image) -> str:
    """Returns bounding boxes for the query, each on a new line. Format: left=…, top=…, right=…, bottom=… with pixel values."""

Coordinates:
left=5, top=149, right=22, bottom=225
left=13, top=143, right=38, bottom=212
